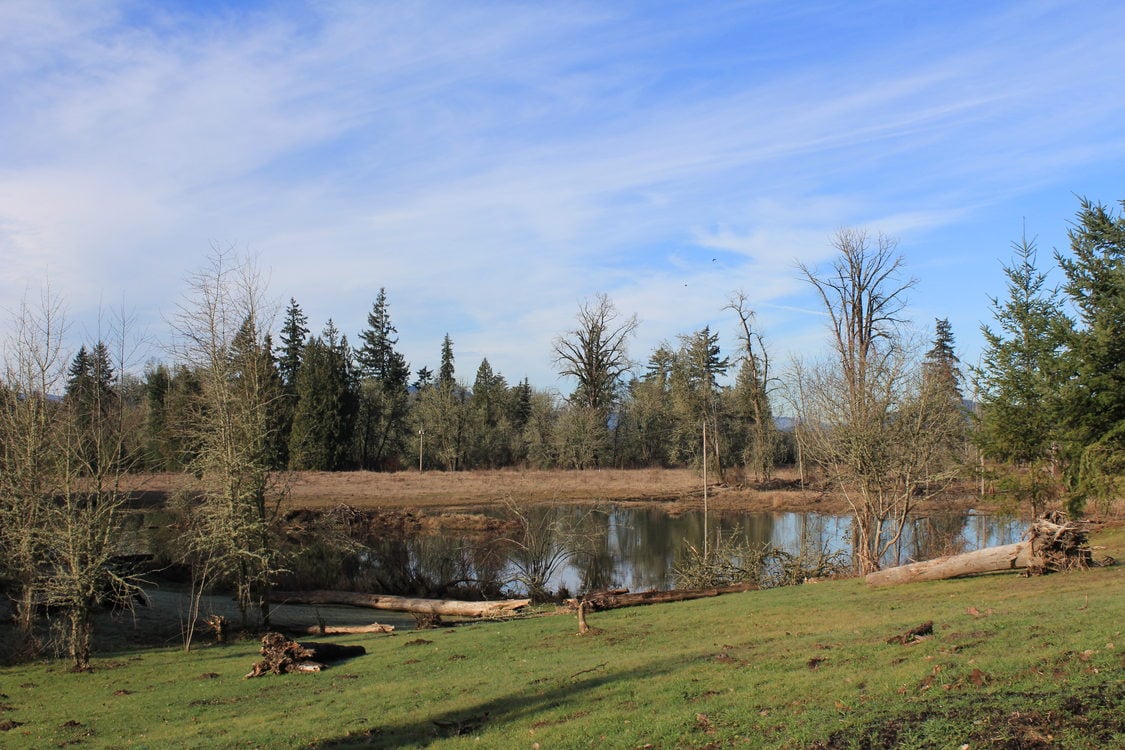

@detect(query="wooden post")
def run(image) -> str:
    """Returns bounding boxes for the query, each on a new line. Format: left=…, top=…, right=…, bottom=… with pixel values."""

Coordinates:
left=577, top=601, right=589, bottom=635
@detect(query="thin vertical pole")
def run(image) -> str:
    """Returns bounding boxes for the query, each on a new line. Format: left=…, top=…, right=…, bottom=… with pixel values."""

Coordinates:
left=418, top=429, right=424, bottom=473
left=703, top=420, right=709, bottom=558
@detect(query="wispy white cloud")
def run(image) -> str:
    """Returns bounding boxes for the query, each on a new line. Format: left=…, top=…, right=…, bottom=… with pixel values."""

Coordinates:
left=1, top=0, right=1124, bottom=386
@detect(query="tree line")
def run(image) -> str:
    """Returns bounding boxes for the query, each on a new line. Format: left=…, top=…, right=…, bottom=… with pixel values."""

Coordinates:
left=134, top=287, right=788, bottom=478
left=2, top=197, right=1122, bottom=667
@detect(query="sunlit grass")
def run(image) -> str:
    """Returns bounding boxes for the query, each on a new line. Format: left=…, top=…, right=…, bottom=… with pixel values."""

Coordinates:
left=2, top=527, right=1122, bottom=748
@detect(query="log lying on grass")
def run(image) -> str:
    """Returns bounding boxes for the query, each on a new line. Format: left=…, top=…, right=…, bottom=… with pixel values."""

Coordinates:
left=566, top=582, right=758, bottom=612
left=866, top=512, right=1098, bottom=587
left=303, top=623, right=395, bottom=635
left=245, top=632, right=366, bottom=678
left=273, top=590, right=531, bottom=618
left=865, top=542, right=1033, bottom=587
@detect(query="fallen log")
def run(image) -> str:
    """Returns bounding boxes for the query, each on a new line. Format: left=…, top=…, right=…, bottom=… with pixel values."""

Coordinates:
left=303, top=623, right=395, bottom=635
left=566, top=582, right=758, bottom=612
left=866, top=512, right=1099, bottom=587
left=865, top=542, right=1033, bottom=587
left=245, top=632, right=366, bottom=678
left=274, top=590, right=531, bottom=618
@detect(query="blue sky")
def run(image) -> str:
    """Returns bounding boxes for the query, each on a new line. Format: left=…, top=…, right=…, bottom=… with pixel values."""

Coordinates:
left=2, top=0, right=1123, bottom=391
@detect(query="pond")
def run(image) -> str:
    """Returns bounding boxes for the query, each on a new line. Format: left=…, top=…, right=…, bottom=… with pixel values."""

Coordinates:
left=364, top=504, right=1027, bottom=598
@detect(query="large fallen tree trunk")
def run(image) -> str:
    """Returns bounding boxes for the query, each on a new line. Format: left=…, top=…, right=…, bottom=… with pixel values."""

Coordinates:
left=866, top=512, right=1097, bottom=587
left=865, top=542, right=1033, bottom=587
left=566, top=582, right=758, bottom=612
left=273, top=590, right=531, bottom=618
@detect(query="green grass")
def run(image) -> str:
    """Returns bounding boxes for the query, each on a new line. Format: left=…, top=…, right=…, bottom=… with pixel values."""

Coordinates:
left=2, top=528, right=1123, bottom=749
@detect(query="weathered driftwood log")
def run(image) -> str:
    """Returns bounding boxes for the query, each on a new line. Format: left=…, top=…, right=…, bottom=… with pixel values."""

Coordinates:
left=303, top=623, right=395, bottom=635
left=866, top=512, right=1098, bottom=587
left=273, top=590, right=531, bottom=618
left=566, top=582, right=758, bottom=612
left=865, top=542, right=1033, bottom=587
left=244, top=632, right=366, bottom=678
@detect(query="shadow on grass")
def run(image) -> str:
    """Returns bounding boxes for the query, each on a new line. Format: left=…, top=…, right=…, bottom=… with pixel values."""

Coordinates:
left=310, top=657, right=684, bottom=748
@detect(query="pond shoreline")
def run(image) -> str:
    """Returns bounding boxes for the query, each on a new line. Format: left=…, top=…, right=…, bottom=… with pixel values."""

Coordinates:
left=123, top=466, right=999, bottom=516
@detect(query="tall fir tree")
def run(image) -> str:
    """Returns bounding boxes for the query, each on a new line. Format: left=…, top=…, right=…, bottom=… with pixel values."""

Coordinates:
left=354, top=289, right=410, bottom=469
left=973, top=232, right=1071, bottom=464
left=923, top=318, right=964, bottom=406
left=289, top=321, right=357, bottom=470
left=277, top=298, right=309, bottom=392
left=467, top=358, right=511, bottom=468
left=65, top=341, right=117, bottom=474
left=438, top=333, right=455, bottom=389
left=1056, top=198, right=1125, bottom=509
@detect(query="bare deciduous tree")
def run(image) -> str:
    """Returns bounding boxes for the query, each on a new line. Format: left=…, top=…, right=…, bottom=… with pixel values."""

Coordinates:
left=1, top=290, right=142, bottom=670
left=552, top=294, right=638, bottom=468
left=169, top=248, right=286, bottom=634
left=0, top=286, right=68, bottom=658
left=553, top=293, right=638, bottom=412
left=794, top=229, right=962, bottom=573
left=726, top=292, right=779, bottom=481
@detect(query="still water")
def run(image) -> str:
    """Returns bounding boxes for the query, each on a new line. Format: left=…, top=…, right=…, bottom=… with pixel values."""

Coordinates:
left=367, top=504, right=1026, bottom=597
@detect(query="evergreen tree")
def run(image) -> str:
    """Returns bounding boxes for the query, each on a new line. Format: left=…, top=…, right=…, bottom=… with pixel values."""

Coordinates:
left=625, top=346, right=677, bottom=466
left=65, top=341, right=117, bottom=474
left=1056, top=198, right=1125, bottom=510
left=355, top=288, right=409, bottom=382
left=289, top=323, right=357, bottom=470
left=277, top=298, right=308, bottom=392
left=467, top=358, right=511, bottom=467
left=229, top=319, right=286, bottom=471
left=669, top=327, right=729, bottom=473
left=142, top=362, right=171, bottom=470
left=973, top=232, right=1071, bottom=464
left=919, top=318, right=969, bottom=481
left=438, top=333, right=455, bottom=389
left=413, top=366, right=433, bottom=391
left=354, top=289, right=411, bottom=469
left=511, top=378, right=533, bottom=431
left=923, top=318, right=962, bottom=403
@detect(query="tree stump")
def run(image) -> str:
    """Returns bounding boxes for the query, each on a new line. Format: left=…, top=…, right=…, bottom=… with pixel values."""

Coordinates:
left=244, top=633, right=366, bottom=678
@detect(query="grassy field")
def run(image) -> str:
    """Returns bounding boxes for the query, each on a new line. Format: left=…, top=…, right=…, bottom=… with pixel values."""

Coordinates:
left=124, top=467, right=989, bottom=516
left=1, top=528, right=1121, bottom=749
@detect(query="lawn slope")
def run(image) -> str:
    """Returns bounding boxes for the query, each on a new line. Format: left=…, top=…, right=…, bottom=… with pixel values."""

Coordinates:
left=1, top=528, right=1121, bottom=749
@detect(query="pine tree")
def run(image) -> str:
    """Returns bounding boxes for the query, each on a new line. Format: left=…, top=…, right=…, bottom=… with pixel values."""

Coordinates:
left=65, top=342, right=118, bottom=474
left=355, top=289, right=408, bottom=382
left=467, top=358, right=511, bottom=467
left=277, top=298, right=308, bottom=392
left=413, top=366, right=434, bottom=391
left=1056, top=198, right=1125, bottom=510
left=354, top=289, right=410, bottom=469
left=973, top=232, right=1071, bottom=464
left=670, top=327, right=729, bottom=474
left=439, top=333, right=455, bottom=389
left=289, top=323, right=357, bottom=471
left=923, top=318, right=964, bottom=413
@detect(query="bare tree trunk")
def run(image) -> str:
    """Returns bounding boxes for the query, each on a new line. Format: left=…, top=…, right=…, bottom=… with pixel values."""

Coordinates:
left=865, top=542, right=1033, bottom=586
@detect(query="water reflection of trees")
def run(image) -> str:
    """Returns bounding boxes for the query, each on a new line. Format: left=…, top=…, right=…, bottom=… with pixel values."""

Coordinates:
left=282, top=505, right=1026, bottom=598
